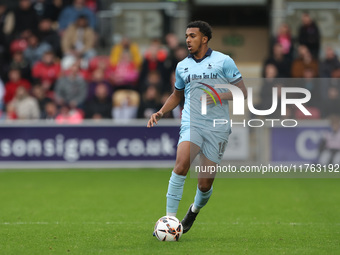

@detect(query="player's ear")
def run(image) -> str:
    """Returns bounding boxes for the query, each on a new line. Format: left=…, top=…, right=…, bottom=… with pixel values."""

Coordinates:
left=202, top=36, right=208, bottom=44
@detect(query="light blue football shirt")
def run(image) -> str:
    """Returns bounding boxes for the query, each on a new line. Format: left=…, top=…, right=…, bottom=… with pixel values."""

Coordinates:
left=175, top=48, right=242, bottom=132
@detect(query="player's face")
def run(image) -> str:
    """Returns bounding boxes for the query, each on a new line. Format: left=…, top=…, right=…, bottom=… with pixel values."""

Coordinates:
left=185, top=28, right=206, bottom=55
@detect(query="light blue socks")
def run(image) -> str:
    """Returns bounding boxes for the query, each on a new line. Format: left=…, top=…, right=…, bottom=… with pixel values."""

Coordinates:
left=193, top=186, right=213, bottom=212
left=166, top=171, right=213, bottom=216
left=166, top=171, right=186, bottom=216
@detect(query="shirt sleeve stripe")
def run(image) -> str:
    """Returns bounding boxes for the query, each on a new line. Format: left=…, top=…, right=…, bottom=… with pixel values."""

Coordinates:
left=230, top=77, right=243, bottom=85
left=175, top=87, right=185, bottom=91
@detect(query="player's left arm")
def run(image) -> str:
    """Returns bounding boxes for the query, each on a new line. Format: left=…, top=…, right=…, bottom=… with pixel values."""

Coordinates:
left=206, top=80, right=247, bottom=104
left=219, top=80, right=247, bottom=100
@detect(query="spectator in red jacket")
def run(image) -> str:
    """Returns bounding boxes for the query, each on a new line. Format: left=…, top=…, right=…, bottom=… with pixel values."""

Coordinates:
left=139, top=38, right=168, bottom=88
left=107, top=51, right=139, bottom=90
left=4, top=68, right=31, bottom=104
left=32, top=50, right=61, bottom=91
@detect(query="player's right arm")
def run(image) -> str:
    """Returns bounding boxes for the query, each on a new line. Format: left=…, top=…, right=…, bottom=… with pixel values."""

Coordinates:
left=147, top=89, right=184, bottom=127
left=147, top=64, right=185, bottom=128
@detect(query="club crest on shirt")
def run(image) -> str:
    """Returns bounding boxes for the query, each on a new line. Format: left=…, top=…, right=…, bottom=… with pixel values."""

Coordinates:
left=207, top=63, right=212, bottom=69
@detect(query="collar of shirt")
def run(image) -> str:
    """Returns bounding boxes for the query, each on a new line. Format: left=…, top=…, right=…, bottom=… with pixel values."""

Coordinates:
left=188, top=48, right=213, bottom=63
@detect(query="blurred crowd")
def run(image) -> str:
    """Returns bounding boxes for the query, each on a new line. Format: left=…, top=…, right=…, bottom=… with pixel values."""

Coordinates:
left=0, top=2, right=339, bottom=123
left=260, top=12, right=340, bottom=120
left=0, top=0, right=185, bottom=122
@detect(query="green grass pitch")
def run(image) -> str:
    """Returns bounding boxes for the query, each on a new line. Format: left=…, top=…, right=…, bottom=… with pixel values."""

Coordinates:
left=0, top=169, right=339, bottom=255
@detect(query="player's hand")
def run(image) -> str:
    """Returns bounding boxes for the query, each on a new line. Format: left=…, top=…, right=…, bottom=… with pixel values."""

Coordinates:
left=147, top=111, right=164, bottom=128
left=204, top=93, right=219, bottom=105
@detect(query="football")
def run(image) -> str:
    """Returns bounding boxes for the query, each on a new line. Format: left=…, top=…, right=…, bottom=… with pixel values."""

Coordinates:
left=154, top=216, right=183, bottom=241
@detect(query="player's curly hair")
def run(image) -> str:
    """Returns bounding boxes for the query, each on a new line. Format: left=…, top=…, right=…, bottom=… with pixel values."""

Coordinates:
left=187, top=21, right=212, bottom=41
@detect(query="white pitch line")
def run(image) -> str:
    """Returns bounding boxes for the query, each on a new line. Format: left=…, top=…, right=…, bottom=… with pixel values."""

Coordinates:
left=0, top=222, right=150, bottom=225
left=1, top=222, right=339, bottom=226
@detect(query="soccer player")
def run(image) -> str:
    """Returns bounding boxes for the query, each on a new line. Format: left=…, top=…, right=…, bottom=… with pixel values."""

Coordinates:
left=147, top=21, right=247, bottom=234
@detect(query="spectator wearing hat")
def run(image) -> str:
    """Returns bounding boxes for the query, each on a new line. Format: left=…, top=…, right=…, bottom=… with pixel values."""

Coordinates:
left=9, top=29, right=31, bottom=55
